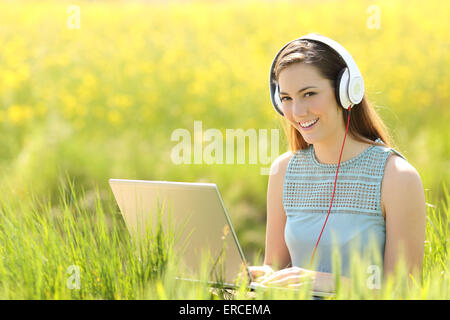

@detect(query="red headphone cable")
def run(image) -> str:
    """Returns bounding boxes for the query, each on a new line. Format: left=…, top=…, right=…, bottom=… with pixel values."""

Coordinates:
left=309, top=105, right=352, bottom=269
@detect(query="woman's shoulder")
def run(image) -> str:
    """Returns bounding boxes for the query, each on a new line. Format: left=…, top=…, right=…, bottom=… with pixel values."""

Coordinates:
left=381, top=152, right=424, bottom=218
left=269, top=151, right=295, bottom=177
left=383, top=152, right=422, bottom=187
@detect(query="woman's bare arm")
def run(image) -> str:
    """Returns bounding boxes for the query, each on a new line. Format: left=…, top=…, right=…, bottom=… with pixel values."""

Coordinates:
left=263, top=151, right=294, bottom=270
left=382, top=154, right=427, bottom=283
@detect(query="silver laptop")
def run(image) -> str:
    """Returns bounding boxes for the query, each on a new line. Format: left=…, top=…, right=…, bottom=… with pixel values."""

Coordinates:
left=108, top=178, right=334, bottom=298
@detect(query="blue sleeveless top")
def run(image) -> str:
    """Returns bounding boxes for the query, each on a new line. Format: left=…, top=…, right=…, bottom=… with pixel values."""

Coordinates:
left=283, top=138, right=406, bottom=278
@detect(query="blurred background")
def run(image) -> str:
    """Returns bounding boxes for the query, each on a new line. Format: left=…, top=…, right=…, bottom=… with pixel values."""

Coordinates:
left=0, top=0, right=448, bottom=262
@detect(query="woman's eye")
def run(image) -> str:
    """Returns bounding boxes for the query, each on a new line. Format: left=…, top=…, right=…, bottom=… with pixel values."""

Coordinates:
left=280, top=92, right=315, bottom=102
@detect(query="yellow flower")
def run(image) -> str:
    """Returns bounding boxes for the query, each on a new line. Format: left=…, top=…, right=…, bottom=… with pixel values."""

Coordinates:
left=62, top=95, right=77, bottom=117
left=81, top=73, right=98, bottom=90
left=7, top=104, right=33, bottom=124
left=108, top=110, right=122, bottom=125
left=111, top=95, right=133, bottom=109
left=187, top=80, right=207, bottom=97
left=2, top=70, right=20, bottom=89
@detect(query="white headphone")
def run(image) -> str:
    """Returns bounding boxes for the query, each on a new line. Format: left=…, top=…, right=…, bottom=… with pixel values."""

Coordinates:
left=269, top=33, right=365, bottom=116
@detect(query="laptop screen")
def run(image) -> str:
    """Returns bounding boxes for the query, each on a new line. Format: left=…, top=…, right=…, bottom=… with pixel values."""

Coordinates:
left=109, top=179, right=251, bottom=287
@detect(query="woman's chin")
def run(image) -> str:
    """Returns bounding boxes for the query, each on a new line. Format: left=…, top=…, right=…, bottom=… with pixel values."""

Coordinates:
left=298, top=132, right=317, bottom=145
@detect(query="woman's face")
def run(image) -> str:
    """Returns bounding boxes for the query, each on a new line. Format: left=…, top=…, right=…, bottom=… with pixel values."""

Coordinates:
left=278, top=62, right=343, bottom=145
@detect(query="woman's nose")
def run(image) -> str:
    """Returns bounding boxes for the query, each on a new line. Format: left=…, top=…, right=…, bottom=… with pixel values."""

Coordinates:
left=292, top=100, right=308, bottom=118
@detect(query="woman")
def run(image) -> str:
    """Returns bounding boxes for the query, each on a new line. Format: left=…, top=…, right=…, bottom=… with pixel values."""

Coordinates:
left=248, top=34, right=426, bottom=293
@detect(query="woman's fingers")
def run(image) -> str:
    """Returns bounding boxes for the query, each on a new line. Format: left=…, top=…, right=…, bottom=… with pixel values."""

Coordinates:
left=251, top=270, right=266, bottom=278
left=248, top=265, right=274, bottom=281
left=261, top=274, right=297, bottom=286
left=261, top=267, right=310, bottom=282
left=248, top=267, right=264, bottom=278
left=261, top=273, right=314, bottom=287
left=259, top=267, right=315, bottom=287
left=248, top=266, right=315, bottom=287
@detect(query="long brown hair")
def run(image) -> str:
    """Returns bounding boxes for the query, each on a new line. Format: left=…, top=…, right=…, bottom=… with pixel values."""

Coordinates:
left=273, top=37, right=396, bottom=152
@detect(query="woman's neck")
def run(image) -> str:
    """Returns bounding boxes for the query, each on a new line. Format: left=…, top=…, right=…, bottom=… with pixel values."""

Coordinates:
left=312, top=135, right=371, bottom=165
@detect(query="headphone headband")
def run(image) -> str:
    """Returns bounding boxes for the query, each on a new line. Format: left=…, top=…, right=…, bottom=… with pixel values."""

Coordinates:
left=269, top=33, right=365, bottom=116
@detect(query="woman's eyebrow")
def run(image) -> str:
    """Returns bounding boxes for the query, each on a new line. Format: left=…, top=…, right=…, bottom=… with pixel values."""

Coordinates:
left=279, top=86, right=317, bottom=96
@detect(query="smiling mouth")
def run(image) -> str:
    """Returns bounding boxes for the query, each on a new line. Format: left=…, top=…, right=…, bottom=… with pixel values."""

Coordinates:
left=299, top=118, right=319, bottom=128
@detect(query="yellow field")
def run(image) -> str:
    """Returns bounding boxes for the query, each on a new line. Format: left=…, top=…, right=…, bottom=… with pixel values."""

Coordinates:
left=0, top=0, right=448, bottom=269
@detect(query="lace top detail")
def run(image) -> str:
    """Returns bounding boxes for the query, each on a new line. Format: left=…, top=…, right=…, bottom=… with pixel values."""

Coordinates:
left=282, top=138, right=406, bottom=276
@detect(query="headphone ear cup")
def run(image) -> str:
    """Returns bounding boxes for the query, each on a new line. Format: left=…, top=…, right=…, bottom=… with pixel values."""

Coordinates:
left=335, top=68, right=346, bottom=108
left=273, top=83, right=284, bottom=116
left=335, top=68, right=352, bottom=109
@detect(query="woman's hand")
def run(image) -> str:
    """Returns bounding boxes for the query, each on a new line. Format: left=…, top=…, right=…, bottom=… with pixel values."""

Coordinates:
left=247, top=265, right=275, bottom=282
left=259, top=266, right=316, bottom=288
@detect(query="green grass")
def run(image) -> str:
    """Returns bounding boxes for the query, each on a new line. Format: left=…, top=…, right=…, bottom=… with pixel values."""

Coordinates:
left=0, top=176, right=447, bottom=299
